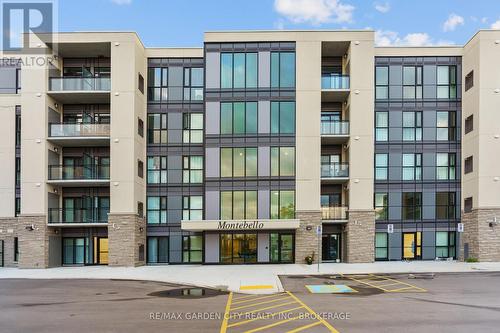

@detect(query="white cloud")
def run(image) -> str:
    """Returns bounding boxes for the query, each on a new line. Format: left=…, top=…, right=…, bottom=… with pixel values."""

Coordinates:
left=375, top=30, right=453, bottom=46
left=403, top=33, right=432, bottom=46
left=111, top=0, right=132, bottom=5
left=481, top=17, right=488, bottom=24
left=374, top=2, right=390, bottom=14
left=443, top=13, right=464, bottom=32
left=274, top=0, right=355, bottom=25
left=491, top=20, right=500, bottom=29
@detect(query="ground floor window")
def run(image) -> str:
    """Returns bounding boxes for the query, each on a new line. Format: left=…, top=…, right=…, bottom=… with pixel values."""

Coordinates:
left=147, top=236, right=169, bottom=263
left=270, top=233, right=294, bottom=263
left=322, top=233, right=341, bottom=262
left=375, top=233, right=388, bottom=260
left=0, top=240, right=3, bottom=267
left=436, top=231, right=456, bottom=258
left=63, top=238, right=86, bottom=265
left=182, top=235, right=202, bottom=263
left=220, top=233, right=257, bottom=264
left=14, top=237, right=19, bottom=262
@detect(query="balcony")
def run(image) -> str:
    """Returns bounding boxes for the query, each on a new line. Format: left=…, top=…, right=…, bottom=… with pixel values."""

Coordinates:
left=48, top=165, right=110, bottom=186
left=321, top=120, right=349, bottom=144
left=48, top=208, right=109, bottom=227
left=48, top=123, right=110, bottom=146
left=48, top=77, right=111, bottom=103
left=321, top=162, right=349, bottom=183
left=321, top=206, right=349, bottom=222
left=321, top=74, right=350, bottom=102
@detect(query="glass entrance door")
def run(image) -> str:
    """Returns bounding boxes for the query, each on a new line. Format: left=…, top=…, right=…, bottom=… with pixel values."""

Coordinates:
left=270, top=233, right=294, bottom=263
left=220, top=234, right=257, bottom=264
left=93, top=237, right=109, bottom=264
left=403, top=232, right=422, bottom=260
left=322, top=233, right=341, bottom=262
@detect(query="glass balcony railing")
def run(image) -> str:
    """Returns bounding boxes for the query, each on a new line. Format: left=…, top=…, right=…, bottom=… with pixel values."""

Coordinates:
left=49, top=123, right=110, bottom=137
left=48, top=165, right=110, bottom=181
left=321, top=74, right=350, bottom=90
left=49, top=77, right=111, bottom=91
left=48, top=208, right=109, bottom=224
left=321, top=206, right=349, bottom=220
left=321, top=120, right=350, bottom=135
left=321, top=163, right=349, bottom=178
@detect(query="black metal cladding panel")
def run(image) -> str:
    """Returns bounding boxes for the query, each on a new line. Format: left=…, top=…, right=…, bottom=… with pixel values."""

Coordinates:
left=147, top=103, right=204, bottom=113
left=146, top=185, right=204, bottom=197
left=205, top=42, right=295, bottom=53
left=147, top=58, right=204, bottom=67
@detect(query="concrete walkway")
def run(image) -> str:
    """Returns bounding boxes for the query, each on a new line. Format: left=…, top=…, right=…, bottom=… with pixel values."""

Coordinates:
left=1, top=261, right=499, bottom=294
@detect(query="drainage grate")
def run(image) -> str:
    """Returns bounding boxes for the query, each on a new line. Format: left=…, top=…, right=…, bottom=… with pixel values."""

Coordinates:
left=148, top=288, right=228, bottom=299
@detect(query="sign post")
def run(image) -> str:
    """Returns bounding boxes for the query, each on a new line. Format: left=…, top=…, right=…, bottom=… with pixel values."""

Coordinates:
left=316, top=225, right=322, bottom=273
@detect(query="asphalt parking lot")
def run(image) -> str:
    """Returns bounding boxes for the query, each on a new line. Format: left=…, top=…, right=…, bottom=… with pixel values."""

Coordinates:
left=0, top=272, right=499, bottom=333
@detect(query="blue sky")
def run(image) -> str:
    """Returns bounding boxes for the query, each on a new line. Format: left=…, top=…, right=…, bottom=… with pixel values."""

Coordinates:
left=57, top=0, right=500, bottom=47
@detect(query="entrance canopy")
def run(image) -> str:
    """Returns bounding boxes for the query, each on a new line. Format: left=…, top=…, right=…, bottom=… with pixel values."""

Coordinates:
left=181, top=219, right=300, bottom=232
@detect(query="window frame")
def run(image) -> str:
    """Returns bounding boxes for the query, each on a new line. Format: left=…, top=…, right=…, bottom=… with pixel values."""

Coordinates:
left=436, top=231, right=456, bottom=259
left=220, top=102, right=258, bottom=135
left=375, top=153, right=388, bottom=180
left=147, top=236, right=169, bottom=264
left=182, top=235, right=203, bottom=263
left=220, top=190, right=258, bottom=220
left=375, top=66, right=389, bottom=100
left=436, top=153, right=456, bottom=180
left=182, top=196, right=203, bottom=221
left=402, top=192, right=422, bottom=220
left=375, top=111, right=388, bottom=141
left=271, top=51, right=296, bottom=88
left=402, top=111, right=422, bottom=141
left=147, top=156, right=167, bottom=184
left=437, top=65, right=457, bottom=99
left=146, top=196, right=167, bottom=225
left=402, top=66, right=423, bottom=99
left=270, top=190, right=295, bottom=219
left=220, top=147, right=258, bottom=178
left=182, top=113, right=204, bottom=144
left=147, top=67, right=168, bottom=102
left=375, top=193, right=388, bottom=220
left=402, top=153, right=422, bottom=181
left=436, top=192, right=456, bottom=220
left=375, top=233, right=389, bottom=260
left=220, top=52, right=258, bottom=89
left=147, top=113, right=167, bottom=144
left=182, top=156, right=204, bottom=184
left=270, top=146, right=296, bottom=177
left=436, top=111, right=456, bottom=141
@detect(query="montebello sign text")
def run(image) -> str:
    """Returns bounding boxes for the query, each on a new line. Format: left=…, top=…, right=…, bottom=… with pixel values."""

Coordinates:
left=217, top=221, right=264, bottom=230
left=181, top=219, right=301, bottom=231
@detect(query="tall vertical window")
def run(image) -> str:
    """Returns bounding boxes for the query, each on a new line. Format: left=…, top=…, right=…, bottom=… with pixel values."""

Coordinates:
left=271, top=101, right=295, bottom=134
left=437, top=65, right=457, bottom=99
left=402, top=111, right=422, bottom=141
left=375, top=66, right=389, bottom=99
left=436, top=231, right=456, bottom=258
left=465, top=70, right=474, bottom=91
left=465, top=115, right=473, bottom=134
left=270, top=190, right=295, bottom=219
left=375, top=153, right=388, bottom=180
left=147, top=114, right=167, bottom=144
left=15, top=114, right=21, bottom=146
left=147, top=236, right=169, bottom=264
left=15, top=157, right=21, bottom=187
left=271, top=52, right=295, bottom=88
left=403, top=66, right=423, bottom=99
left=183, top=113, right=203, bottom=143
left=402, top=192, right=422, bottom=220
left=148, top=67, right=168, bottom=102
left=464, top=156, right=473, bottom=174
left=220, top=191, right=257, bottom=219
left=183, top=196, right=203, bottom=220
left=375, top=112, right=388, bottom=141
left=221, top=53, right=258, bottom=89
left=436, top=111, right=456, bottom=141
left=436, top=192, right=456, bottom=219
left=147, top=156, right=167, bottom=184
left=183, top=67, right=204, bottom=101
left=271, top=147, right=295, bottom=177
left=375, top=233, right=388, bottom=260
left=147, top=196, right=167, bottom=224
left=436, top=153, right=456, bottom=180
left=14, top=237, right=18, bottom=262
left=16, top=68, right=21, bottom=93
left=220, top=102, right=257, bottom=135
left=464, top=197, right=473, bottom=213
left=402, top=153, right=422, bottom=181
left=15, top=198, right=20, bottom=217
left=183, top=156, right=203, bottom=183
left=375, top=193, right=388, bottom=220
left=182, top=235, right=203, bottom=263
left=220, top=148, right=257, bottom=178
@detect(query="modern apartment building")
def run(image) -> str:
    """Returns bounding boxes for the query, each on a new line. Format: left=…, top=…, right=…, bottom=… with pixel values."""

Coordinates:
left=0, top=29, right=499, bottom=268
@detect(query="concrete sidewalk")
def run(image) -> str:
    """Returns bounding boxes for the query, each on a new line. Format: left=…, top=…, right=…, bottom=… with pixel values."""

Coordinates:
left=1, top=261, right=499, bottom=294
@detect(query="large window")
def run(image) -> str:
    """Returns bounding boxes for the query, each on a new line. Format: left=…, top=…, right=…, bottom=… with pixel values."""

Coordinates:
left=465, top=115, right=473, bottom=134
left=15, top=157, right=20, bottom=187
left=220, top=234, right=257, bottom=264
left=220, top=191, right=257, bottom=219
left=403, top=66, right=423, bottom=99
left=220, top=102, right=257, bottom=135
left=147, top=237, right=169, bottom=264
left=220, top=148, right=257, bottom=178
left=15, top=114, right=21, bottom=147
left=221, top=53, right=258, bottom=89
left=182, top=235, right=202, bottom=263
left=436, top=192, right=456, bottom=219
left=183, top=156, right=203, bottom=183
left=271, top=190, right=295, bottom=219
left=437, top=65, right=457, bottom=99
left=402, top=192, right=422, bottom=220
left=464, top=156, right=473, bottom=174
left=436, top=231, right=456, bottom=258
left=148, top=67, right=168, bottom=102
left=147, top=196, right=167, bottom=224
left=271, top=147, right=295, bottom=177
left=271, top=52, right=295, bottom=88
left=375, top=153, right=388, bottom=180
left=402, top=111, right=422, bottom=141
left=375, top=233, right=388, bottom=260
left=375, top=193, right=388, bottom=220
left=63, top=238, right=85, bottom=265
left=183, top=113, right=203, bottom=143
left=375, top=66, right=389, bottom=99
left=148, top=114, right=167, bottom=144
left=375, top=112, right=388, bottom=141
left=14, top=237, right=18, bottom=262
left=402, top=153, right=422, bottom=181
left=183, top=196, right=203, bottom=220
left=147, top=156, right=167, bottom=184
left=436, top=153, right=456, bottom=180
left=271, top=101, right=295, bottom=134
left=183, top=67, right=204, bottom=101
left=436, top=111, right=456, bottom=141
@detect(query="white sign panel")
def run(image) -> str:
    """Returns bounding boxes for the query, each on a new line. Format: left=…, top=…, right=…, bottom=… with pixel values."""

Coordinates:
left=387, top=224, right=394, bottom=234
left=457, top=223, right=464, bottom=233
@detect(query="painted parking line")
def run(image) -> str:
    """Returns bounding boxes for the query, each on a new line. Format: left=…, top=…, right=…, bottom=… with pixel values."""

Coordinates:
left=341, top=274, right=426, bottom=293
left=220, top=291, right=340, bottom=333
left=240, top=285, right=274, bottom=291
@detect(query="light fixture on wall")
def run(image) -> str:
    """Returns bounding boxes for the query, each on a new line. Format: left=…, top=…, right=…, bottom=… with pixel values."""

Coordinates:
left=354, top=41, right=360, bottom=45
left=114, top=42, right=120, bottom=46
left=306, top=225, right=312, bottom=231
left=139, top=227, right=144, bottom=233
left=54, top=103, right=59, bottom=109
left=54, top=147, right=58, bottom=152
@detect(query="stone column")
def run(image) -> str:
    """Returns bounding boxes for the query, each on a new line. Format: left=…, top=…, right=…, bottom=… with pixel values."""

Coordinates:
left=295, top=211, right=322, bottom=264
left=461, top=209, right=500, bottom=262
left=17, top=215, right=53, bottom=268
left=0, top=218, right=19, bottom=267
left=345, top=210, right=375, bottom=263
left=108, top=214, right=146, bottom=267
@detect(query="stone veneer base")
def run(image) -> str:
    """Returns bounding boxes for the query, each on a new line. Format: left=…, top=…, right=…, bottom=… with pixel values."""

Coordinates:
left=295, top=211, right=322, bottom=264
left=345, top=210, right=375, bottom=263
left=108, top=214, right=146, bottom=267
left=461, top=209, right=500, bottom=262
